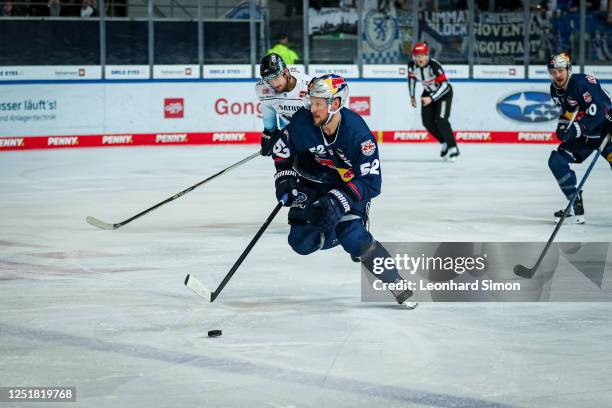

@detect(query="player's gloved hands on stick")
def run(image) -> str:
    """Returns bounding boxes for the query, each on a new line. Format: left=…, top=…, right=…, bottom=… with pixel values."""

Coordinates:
left=555, top=121, right=569, bottom=141
left=274, top=169, right=299, bottom=206
left=261, top=128, right=281, bottom=156
left=309, top=189, right=353, bottom=231
left=556, top=121, right=581, bottom=142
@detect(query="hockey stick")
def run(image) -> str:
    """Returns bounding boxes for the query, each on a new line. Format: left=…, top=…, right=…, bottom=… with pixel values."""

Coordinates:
left=185, top=194, right=288, bottom=302
left=86, top=151, right=261, bottom=230
left=514, top=133, right=610, bottom=279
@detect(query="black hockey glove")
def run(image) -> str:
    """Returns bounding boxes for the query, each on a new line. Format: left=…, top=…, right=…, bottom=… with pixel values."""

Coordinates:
left=310, top=189, right=354, bottom=232
left=556, top=121, right=581, bottom=142
left=274, top=169, right=299, bottom=206
left=261, top=128, right=281, bottom=156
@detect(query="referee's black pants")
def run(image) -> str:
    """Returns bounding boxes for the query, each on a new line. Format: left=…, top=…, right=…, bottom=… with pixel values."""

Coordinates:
left=421, top=90, right=457, bottom=148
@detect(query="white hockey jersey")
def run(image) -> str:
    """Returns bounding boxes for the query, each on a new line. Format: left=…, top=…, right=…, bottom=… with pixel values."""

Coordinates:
left=255, top=69, right=311, bottom=131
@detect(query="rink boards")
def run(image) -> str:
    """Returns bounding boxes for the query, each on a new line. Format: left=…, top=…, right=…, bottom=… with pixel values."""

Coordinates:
left=1, top=79, right=610, bottom=150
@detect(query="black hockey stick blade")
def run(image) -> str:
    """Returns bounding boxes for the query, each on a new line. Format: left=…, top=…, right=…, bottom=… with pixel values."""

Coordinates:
left=513, top=264, right=535, bottom=279
left=85, top=216, right=118, bottom=230
left=513, top=134, right=610, bottom=280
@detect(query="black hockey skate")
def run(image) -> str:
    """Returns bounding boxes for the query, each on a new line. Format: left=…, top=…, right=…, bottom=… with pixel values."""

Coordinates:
left=440, top=143, right=449, bottom=159
left=447, top=146, right=460, bottom=162
left=390, top=279, right=417, bottom=308
left=391, top=287, right=414, bottom=304
left=555, top=190, right=585, bottom=224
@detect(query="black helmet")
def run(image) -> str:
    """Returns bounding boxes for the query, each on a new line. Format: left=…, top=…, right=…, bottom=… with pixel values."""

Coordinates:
left=260, top=53, right=287, bottom=81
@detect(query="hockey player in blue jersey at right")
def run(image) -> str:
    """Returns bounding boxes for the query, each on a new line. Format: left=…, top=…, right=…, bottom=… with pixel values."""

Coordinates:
left=271, top=74, right=414, bottom=305
left=547, top=52, right=612, bottom=224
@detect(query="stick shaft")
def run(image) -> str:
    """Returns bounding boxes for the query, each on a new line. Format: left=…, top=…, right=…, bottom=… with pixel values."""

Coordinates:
left=530, top=134, right=609, bottom=274
left=114, top=151, right=260, bottom=228
left=211, top=200, right=285, bottom=302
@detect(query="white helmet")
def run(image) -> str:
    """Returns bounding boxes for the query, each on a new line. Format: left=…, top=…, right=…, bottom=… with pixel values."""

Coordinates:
left=305, top=74, right=349, bottom=125
left=547, top=52, right=572, bottom=73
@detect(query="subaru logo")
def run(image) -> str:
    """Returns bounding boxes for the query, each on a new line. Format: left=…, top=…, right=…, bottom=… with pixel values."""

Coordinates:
left=497, top=92, right=560, bottom=123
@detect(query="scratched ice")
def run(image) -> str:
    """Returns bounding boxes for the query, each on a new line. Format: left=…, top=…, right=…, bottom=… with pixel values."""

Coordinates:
left=1, top=144, right=611, bottom=407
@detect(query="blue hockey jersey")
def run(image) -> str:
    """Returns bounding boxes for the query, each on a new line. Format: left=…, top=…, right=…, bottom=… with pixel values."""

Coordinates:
left=550, top=73, right=611, bottom=137
left=272, top=107, right=381, bottom=203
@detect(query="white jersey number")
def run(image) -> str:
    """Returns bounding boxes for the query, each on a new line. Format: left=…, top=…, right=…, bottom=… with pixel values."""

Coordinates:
left=360, top=159, right=380, bottom=176
left=273, top=139, right=291, bottom=158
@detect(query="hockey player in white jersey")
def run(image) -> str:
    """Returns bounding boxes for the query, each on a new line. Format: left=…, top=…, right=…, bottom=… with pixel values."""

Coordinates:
left=256, top=53, right=311, bottom=156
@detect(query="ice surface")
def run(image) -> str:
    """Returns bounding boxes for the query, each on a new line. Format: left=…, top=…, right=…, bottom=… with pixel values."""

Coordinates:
left=1, top=144, right=611, bottom=407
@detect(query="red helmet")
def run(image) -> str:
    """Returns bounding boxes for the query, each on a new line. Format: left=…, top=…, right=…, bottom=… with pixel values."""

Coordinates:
left=412, top=43, right=429, bottom=56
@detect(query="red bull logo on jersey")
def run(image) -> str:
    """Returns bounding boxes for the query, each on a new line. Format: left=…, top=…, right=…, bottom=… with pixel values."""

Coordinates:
left=563, top=110, right=585, bottom=121
left=340, top=168, right=355, bottom=182
left=315, top=157, right=336, bottom=169
left=313, top=156, right=354, bottom=182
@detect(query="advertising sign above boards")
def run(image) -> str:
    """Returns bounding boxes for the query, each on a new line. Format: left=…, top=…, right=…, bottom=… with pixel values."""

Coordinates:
left=362, top=65, right=407, bottom=79
left=474, top=65, right=525, bottom=79
left=203, top=65, right=251, bottom=79
left=1, top=79, right=610, bottom=150
left=153, top=65, right=200, bottom=79
left=105, top=66, right=150, bottom=80
left=0, top=66, right=102, bottom=81
left=585, top=65, right=612, bottom=80
left=308, top=65, right=360, bottom=79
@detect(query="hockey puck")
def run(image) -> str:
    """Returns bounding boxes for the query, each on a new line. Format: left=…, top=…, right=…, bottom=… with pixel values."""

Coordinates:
left=208, top=329, right=222, bottom=338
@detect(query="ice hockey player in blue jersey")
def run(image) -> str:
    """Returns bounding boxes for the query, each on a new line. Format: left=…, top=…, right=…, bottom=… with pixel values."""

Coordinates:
left=271, top=74, right=414, bottom=305
left=547, top=52, right=612, bottom=224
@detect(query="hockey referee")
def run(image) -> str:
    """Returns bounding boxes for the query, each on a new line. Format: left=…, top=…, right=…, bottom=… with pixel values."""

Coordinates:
left=408, top=42, right=459, bottom=161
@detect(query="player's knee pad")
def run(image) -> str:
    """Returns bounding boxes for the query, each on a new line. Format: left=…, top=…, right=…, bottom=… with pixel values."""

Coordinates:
left=288, top=224, right=337, bottom=255
left=548, top=150, right=571, bottom=175
left=288, top=224, right=321, bottom=255
left=336, top=219, right=374, bottom=259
